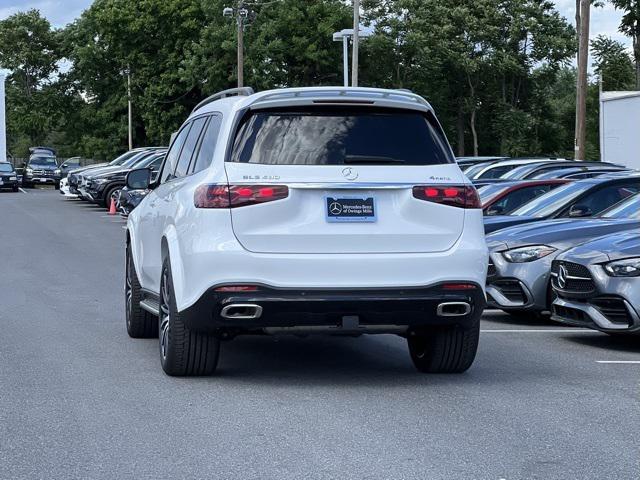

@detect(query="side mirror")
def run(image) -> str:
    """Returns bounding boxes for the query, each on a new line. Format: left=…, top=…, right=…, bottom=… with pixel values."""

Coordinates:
left=485, top=205, right=504, bottom=216
left=126, top=168, right=151, bottom=190
left=568, top=204, right=592, bottom=218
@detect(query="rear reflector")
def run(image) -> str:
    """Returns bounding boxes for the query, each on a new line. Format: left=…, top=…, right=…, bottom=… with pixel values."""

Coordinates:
left=442, top=283, right=478, bottom=291
left=214, top=285, right=260, bottom=292
left=413, top=185, right=481, bottom=208
left=195, top=184, right=289, bottom=208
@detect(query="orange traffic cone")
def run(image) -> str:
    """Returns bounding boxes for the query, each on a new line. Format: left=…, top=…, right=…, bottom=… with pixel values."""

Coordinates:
left=108, top=197, right=117, bottom=215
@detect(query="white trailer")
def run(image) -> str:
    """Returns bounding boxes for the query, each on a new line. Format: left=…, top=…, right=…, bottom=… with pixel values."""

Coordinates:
left=599, top=90, right=640, bottom=169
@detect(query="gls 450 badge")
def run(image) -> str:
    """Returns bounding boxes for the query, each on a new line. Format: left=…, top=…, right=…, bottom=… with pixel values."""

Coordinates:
left=243, top=175, right=281, bottom=181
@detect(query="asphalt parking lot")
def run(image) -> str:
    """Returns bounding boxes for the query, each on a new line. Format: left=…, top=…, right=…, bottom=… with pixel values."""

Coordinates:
left=1, top=188, right=639, bottom=479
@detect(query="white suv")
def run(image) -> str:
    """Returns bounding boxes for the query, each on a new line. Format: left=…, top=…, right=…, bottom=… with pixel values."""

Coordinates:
left=125, top=87, right=488, bottom=376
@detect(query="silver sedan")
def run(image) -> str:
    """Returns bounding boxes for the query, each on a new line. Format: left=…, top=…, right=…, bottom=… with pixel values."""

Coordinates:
left=551, top=231, right=640, bottom=335
left=486, top=193, right=640, bottom=318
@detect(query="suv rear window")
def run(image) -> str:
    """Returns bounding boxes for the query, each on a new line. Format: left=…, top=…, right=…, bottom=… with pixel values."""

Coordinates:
left=230, top=107, right=454, bottom=166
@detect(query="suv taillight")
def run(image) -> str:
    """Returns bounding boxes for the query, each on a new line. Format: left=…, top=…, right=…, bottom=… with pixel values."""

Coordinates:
left=412, top=185, right=481, bottom=209
left=194, top=184, right=289, bottom=208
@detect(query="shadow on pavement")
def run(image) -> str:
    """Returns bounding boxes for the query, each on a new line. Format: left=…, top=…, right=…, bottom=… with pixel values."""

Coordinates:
left=563, top=333, right=640, bottom=354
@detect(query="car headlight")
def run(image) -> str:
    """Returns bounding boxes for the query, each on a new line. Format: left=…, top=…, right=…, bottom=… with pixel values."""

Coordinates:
left=9, top=176, right=17, bottom=180
left=604, top=257, right=640, bottom=277
left=26, top=168, right=33, bottom=174
left=54, top=169, right=61, bottom=175
left=503, top=245, right=557, bottom=263
left=93, top=178, right=109, bottom=185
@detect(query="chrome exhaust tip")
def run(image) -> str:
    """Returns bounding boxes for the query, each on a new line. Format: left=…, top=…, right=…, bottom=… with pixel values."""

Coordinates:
left=437, top=302, right=471, bottom=317
left=220, top=304, right=263, bottom=320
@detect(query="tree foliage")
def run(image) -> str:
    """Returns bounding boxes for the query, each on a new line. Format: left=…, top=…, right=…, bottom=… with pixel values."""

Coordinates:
left=0, top=0, right=634, bottom=161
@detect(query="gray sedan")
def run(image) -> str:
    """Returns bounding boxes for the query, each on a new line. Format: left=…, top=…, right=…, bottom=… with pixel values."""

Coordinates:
left=485, top=193, right=640, bottom=318
left=551, top=231, right=640, bottom=335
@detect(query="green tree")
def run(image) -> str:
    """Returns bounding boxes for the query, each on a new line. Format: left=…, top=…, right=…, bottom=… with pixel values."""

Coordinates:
left=0, top=10, right=62, bottom=155
left=610, top=0, right=640, bottom=88
left=591, top=35, right=635, bottom=90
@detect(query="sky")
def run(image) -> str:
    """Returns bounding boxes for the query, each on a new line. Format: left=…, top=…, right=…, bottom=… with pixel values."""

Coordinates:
left=0, top=0, right=632, bottom=51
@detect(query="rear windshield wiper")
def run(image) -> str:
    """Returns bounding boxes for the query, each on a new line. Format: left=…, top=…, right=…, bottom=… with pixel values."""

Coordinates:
left=343, top=155, right=405, bottom=165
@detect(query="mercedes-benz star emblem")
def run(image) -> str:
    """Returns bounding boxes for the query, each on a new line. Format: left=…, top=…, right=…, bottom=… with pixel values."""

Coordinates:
left=557, top=265, right=568, bottom=289
left=329, top=202, right=343, bottom=215
left=342, top=167, right=359, bottom=181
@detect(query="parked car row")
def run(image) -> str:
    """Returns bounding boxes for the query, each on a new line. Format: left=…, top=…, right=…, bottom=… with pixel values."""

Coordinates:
left=475, top=173, right=640, bottom=336
left=63, top=147, right=167, bottom=209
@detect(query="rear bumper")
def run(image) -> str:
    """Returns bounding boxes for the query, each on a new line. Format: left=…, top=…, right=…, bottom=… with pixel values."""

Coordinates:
left=180, top=283, right=486, bottom=333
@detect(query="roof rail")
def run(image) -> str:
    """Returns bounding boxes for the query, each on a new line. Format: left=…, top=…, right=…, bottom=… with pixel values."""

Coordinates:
left=249, top=88, right=430, bottom=109
left=192, top=87, right=255, bottom=113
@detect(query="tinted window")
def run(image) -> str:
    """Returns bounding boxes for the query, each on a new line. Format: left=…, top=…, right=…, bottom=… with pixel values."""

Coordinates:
left=161, top=124, right=191, bottom=183
left=192, top=116, right=222, bottom=174
left=230, top=108, right=453, bottom=165
left=560, top=184, right=639, bottom=217
left=175, top=117, right=207, bottom=178
left=0, top=163, right=13, bottom=172
left=489, top=185, right=553, bottom=215
left=601, top=194, right=640, bottom=219
left=478, top=165, right=515, bottom=179
left=30, top=157, right=57, bottom=167
left=479, top=184, right=512, bottom=204
left=511, top=182, right=593, bottom=218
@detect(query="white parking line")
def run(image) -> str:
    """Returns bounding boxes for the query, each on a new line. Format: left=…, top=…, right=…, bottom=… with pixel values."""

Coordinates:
left=596, top=361, right=640, bottom=364
left=18, top=187, right=29, bottom=194
left=481, top=329, right=593, bottom=333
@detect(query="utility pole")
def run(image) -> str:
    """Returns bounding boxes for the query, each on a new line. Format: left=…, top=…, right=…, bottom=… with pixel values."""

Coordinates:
left=224, top=3, right=250, bottom=88
left=237, top=6, right=244, bottom=88
left=574, top=0, right=590, bottom=161
left=127, top=67, right=133, bottom=150
left=351, top=0, right=360, bottom=87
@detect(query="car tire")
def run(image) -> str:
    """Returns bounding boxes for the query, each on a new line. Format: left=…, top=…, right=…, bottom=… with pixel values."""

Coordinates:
left=159, top=257, right=220, bottom=376
left=125, top=243, right=157, bottom=338
left=407, top=320, right=480, bottom=373
left=104, top=185, right=122, bottom=209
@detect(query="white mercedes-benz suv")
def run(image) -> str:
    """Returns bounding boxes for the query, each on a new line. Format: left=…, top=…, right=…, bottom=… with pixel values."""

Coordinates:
left=125, top=87, right=488, bottom=376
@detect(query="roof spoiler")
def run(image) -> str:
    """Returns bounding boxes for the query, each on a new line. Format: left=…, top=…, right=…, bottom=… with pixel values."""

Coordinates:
left=192, top=87, right=255, bottom=114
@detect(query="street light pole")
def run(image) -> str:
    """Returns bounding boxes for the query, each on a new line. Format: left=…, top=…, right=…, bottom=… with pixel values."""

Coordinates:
left=342, top=36, right=349, bottom=87
left=127, top=67, right=133, bottom=150
left=351, top=0, right=360, bottom=87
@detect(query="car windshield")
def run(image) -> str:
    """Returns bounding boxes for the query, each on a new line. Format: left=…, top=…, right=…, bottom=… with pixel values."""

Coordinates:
left=123, top=152, right=153, bottom=168
left=510, top=181, right=593, bottom=217
left=139, top=154, right=164, bottom=168
left=478, top=183, right=513, bottom=204
left=500, top=163, right=546, bottom=180
left=0, top=163, right=13, bottom=172
left=109, top=150, right=140, bottom=166
left=30, top=157, right=57, bottom=167
left=464, top=162, right=493, bottom=177
left=230, top=107, right=454, bottom=165
left=600, top=194, right=640, bottom=219
left=476, top=164, right=517, bottom=179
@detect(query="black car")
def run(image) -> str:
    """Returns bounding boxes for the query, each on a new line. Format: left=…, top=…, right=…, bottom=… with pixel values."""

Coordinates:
left=22, top=155, right=61, bottom=188
left=0, top=162, right=19, bottom=192
left=118, top=154, right=165, bottom=215
left=484, top=175, right=640, bottom=233
left=68, top=147, right=165, bottom=196
left=85, top=151, right=166, bottom=208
